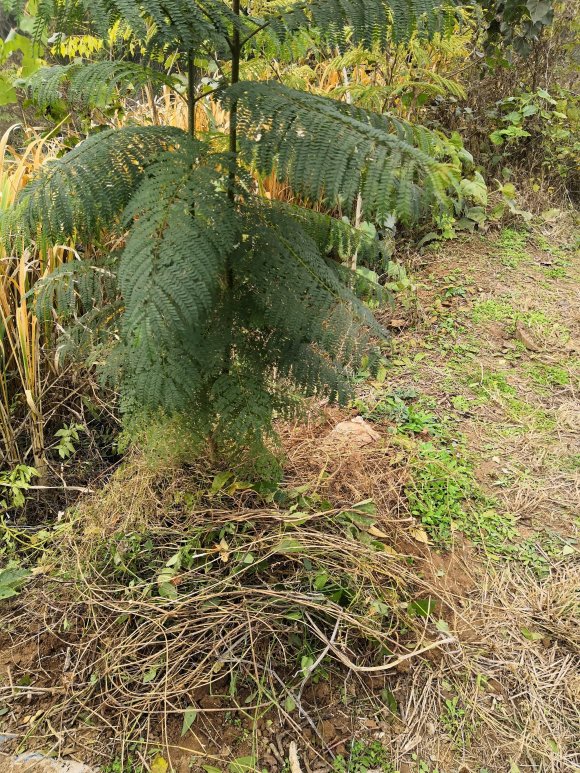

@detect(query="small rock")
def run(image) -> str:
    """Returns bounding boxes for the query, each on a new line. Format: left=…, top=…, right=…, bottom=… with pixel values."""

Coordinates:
left=325, top=416, right=381, bottom=448
left=515, top=321, right=541, bottom=352
left=5, top=756, right=95, bottom=773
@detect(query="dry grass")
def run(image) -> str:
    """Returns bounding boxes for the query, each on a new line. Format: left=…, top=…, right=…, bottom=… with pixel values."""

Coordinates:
left=1, top=442, right=577, bottom=771
left=0, top=438, right=454, bottom=768
left=0, top=125, right=75, bottom=470
left=388, top=560, right=580, bottom=772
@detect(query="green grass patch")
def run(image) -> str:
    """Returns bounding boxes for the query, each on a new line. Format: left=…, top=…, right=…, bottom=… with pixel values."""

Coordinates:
left=497, top=228, right=530, bottom=268
left=471, top=299, right=515, bottom=324
left=479, top=371, right=517, bottom=396
left=353, top=389, right=449, bottom=438
left=503, top=397, right=556, bottom=432
left=560, top=453, right=580, bottom=472
left=525, top=363, right=570, bottom=389
left=545, top=266, right=569, bottom=280
left=404, top=440, right=518, bottom=550
left=470, top=301, right=564, bottom=339
left=403, top=437, right=572, bottom=571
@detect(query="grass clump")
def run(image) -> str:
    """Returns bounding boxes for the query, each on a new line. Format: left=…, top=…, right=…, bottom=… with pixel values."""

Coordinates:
left=471, top=299, right=516, bottom=324
left=471, top=300, right=561, bottom=337
left=475, top=370, right=517, bottom=397
left=525, top=363, right=571, bottom=389
left=0, top=449, right=440, bottom=758
left=497, top=228, right=530, bottom=268
left=503, top=397, right=557, bottom=432
left=403, top=436, right=575, bottom=571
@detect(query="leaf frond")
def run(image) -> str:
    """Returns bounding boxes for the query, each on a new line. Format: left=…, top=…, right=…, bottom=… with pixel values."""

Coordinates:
left=27, top=61, right=177, bottom=110
left=228, top=80, right=452, bottom=223
left=3, top=125, right=195, bottom=243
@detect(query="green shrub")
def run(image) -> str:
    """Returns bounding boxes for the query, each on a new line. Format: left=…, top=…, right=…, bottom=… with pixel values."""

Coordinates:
left=487, top=88, right=579, bottom=200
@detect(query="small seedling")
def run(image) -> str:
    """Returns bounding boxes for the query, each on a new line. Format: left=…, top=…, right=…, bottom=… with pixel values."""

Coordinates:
left=54, top=422, right=85, bottom=459
left=0, top=464, right=38, bottom=510
left=332, top=740, right=397, bottom=773
left=0, top=562, right=30, bottom=601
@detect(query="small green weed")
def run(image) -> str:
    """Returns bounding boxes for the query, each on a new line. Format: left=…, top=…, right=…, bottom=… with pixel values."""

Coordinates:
left=405, top=442, right=480, bottom=544
left=535, top=236, right=572, bottom=279
left=465, top=369, right=557, bottom=431
left=0, top=561, right=31, bottom=601
left=497, top=228, right=530, bottom=268
left=451, top=394, right=471, bottom=412
left=545, top=266, right=568, bottom=280
left=332, top=740, right=396, bottom=773
left=354, top=389, right=443, bottom=437
left=404, top=438, right=571, bottom=569
left=411, top=755, right=440, bottom=773
left=0, top=464, right=38, bottom=511
left=53, top=422, right=85, bottom=459
left=102, top=757, right=145, bottom=773
left=440, top=272, right=470, bottom=299
left=507, top=532, right=575, bottom=577
left=405, top=442, right=519, bottom=552
left=560, top=453, right=580, bottom=472
left=525, top=363, right=570, bottom=389
left=399, top=406, right=441, bottom=435
left=440, top=695, right=475, bottom=747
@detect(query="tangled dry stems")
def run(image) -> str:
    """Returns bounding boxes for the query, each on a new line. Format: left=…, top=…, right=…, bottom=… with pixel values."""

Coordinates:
left=1, top=434, right=450, bottom=763
left=1, top=414, right=578, bottom=771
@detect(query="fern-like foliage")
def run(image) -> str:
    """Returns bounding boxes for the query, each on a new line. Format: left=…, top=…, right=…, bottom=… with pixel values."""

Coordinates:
left=263, top=0, right=459, bottom=46
left=4, top=125, right=191, bottom=242
left=33, top=0, right=457, bottom=51
left=33, top=257, right=122, bottom=364
left=228, top=80, right=452, bottom=223
left=34, top=258, right=118, bottom=323
left=118, top=146, right=239, bottom=412
left=34, top=0, right=248, bottom=48
left=5, top=1, right=465, bottom=458
left=6, top=125, right=384, bottom=448
left=27, top=61, right=176, bottom=110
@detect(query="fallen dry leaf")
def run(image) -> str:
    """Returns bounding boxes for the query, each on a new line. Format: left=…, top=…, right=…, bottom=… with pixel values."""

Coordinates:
left=409, top=527, right=431, bottom=544
left=150, top=756, right=168, bottom=773
left=368, top=525, right=389, bottom=539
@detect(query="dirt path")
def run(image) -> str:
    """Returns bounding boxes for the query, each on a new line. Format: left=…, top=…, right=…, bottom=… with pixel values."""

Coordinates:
left=364, top=217, right=579, bottom=772
left=390, top=220, right=579, bottom=545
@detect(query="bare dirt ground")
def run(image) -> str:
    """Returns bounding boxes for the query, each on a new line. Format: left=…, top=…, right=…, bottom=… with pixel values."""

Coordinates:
left=0, top=219, right=578, bottom=773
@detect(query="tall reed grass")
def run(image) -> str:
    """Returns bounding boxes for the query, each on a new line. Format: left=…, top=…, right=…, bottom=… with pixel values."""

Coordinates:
left=0, top=125, right=71, bottom=470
